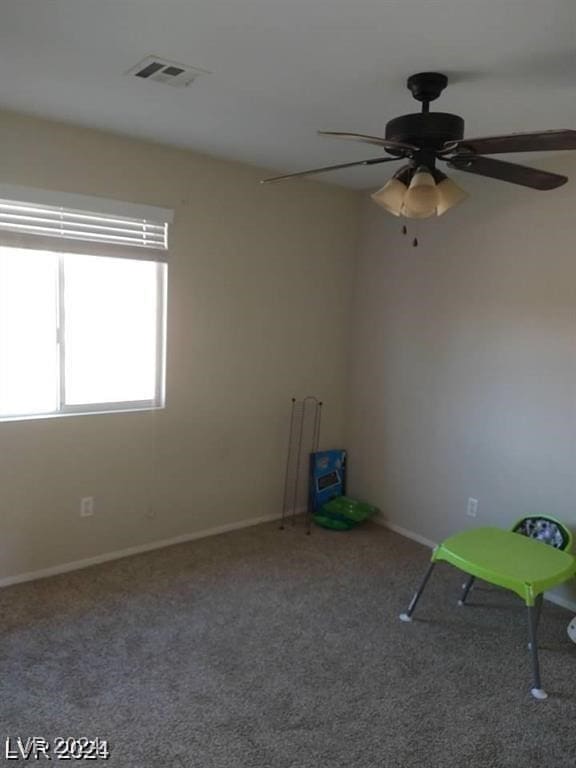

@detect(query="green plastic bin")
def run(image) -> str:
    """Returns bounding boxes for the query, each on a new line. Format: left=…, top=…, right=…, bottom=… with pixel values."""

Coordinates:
left=313, top=496, right=378, bottom=531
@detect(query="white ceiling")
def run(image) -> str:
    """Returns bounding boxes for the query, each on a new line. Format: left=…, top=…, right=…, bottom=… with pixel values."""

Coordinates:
left=1, top=0, right=576, bottom=188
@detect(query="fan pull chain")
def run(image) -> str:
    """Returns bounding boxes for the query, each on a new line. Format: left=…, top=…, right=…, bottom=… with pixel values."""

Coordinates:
left=401, top=225, right=419, bottom=247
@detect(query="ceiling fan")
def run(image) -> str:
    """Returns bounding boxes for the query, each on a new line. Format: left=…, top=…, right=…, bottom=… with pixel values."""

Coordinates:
left=261, top=72, right=576, bottom=219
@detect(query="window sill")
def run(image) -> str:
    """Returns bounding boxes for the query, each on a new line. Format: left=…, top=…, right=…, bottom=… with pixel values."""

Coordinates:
left=0, top=405, right=165, bottom=424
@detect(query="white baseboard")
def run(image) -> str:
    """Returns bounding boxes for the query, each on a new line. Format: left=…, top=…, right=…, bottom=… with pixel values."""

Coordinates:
left=378, top=518, right=438, bottom=550
left=375, top=516, right=576, bottom=615
left=544, top=592, right=576, bottom=614
left=0, top=512, right=281, bottom=590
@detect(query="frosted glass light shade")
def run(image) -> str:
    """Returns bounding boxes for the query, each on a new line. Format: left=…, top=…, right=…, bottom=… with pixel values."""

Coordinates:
left=436, top=177, right=468, bottom=216
left=371, top=178, right=408, bottom=216
left=371, top=167, right=467, bottom=220
left=402, top=168, right=438, bottom=218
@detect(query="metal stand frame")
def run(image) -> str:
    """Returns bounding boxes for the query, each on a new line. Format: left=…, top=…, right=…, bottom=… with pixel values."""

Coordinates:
left=527, top=598, right=547, bottom=699
left=401, top=563, right=549, bottom=699
left=280, top=396, right=323, bottom=534
left=458, top=575, right=475, bottom=606
left=399, top=563, right=436, bottom=623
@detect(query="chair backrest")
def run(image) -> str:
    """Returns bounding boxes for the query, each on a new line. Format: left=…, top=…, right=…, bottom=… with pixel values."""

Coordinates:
left=512, top=515, right=573, bottom=552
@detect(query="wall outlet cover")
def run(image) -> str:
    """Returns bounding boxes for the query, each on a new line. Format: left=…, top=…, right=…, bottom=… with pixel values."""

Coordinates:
left=80, top=497, right=95, bottom=517
left=466, top=498, right=479, bottom=517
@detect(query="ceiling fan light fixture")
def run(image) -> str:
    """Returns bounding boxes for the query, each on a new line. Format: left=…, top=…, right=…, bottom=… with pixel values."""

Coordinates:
left=401, top=202, right=437, bottom=219
left=435, top=175, right=468, bottom=216
left=402, top=166, right=438, bottom=218
left=371, top=176, right=409, bottom=216
left=410, top=166, right=436, bottom=187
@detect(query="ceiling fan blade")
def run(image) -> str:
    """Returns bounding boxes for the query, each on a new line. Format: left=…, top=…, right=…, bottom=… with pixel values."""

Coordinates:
left=318, top=131, right=417, bottom=153
left=260, top=156, right=401, bottom=184
left=445, top=129, right=576, bottom=156
left=448, top=155, right=568, bottom=190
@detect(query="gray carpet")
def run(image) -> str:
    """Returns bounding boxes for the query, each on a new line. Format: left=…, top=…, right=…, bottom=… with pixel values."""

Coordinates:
left=1, top=521, right=575, bottom=767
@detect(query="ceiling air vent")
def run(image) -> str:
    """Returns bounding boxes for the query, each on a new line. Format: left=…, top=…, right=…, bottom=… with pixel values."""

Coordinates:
left=127, top=56, right=210, bottom=88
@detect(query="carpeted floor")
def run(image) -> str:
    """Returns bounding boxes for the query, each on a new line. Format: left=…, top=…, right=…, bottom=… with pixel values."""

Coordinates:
left=1, top=521, right=575, bottom=767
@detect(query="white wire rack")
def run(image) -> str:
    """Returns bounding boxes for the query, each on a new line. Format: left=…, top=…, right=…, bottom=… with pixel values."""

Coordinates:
left=280, top=396, right=323, bottom=534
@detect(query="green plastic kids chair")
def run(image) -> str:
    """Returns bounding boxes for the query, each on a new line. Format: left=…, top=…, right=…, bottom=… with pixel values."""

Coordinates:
left=458, top=515, right=573, bottom=607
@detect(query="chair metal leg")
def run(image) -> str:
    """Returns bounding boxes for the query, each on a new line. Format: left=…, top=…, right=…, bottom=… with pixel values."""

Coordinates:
left=400, top=562, right=436, bottom=623
left=535, top=593, right=544, bottom=630
left=458, top=575, right=475, bottom=606
left=527, top=603, right=548, bottom=700
left=528, top=594, right=544, bottom=649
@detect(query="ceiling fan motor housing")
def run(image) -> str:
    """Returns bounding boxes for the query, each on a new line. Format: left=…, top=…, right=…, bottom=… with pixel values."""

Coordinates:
left=385, top=112, right=465, bottom=154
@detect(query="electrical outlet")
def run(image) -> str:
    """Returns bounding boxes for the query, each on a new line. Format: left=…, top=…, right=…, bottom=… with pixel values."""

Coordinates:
left=80, top=497, right=95, bottom=517
left=466, top=497, right=479, bottom=518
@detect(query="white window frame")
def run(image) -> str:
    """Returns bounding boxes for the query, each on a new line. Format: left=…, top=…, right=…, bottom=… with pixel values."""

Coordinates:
left=0, top=186, right=171, bottom=422
left=56, top=256, right=167, bottom=418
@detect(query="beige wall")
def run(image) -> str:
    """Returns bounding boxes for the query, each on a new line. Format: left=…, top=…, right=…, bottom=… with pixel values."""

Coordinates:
left=349, top=156, right=576, bottom=607
left=0, top=110, right=361, bottom=581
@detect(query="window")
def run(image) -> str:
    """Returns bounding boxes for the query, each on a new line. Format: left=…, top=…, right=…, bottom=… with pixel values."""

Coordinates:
left=0, top=187, right=171, bottom=420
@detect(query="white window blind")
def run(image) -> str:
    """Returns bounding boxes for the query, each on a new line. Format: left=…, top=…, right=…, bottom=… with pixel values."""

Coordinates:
left=0, top=185, right=173, bottom=262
